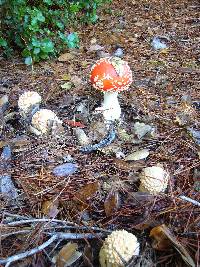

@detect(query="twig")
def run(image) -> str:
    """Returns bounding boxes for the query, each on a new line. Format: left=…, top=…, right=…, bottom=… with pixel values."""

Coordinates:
left=6, top=218, right=73, bottom=226
left=5, top=218, right=110, bottom=233
left=0, top=232, right=103, bottom=265
left=1, top=230, right=31, bottom=238
left=0, top=235, right=57, bottom=265
left=179, top=195, right=200, bottom=207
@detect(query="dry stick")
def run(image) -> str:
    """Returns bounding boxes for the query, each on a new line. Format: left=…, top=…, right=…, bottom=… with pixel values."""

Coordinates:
left=6, top=218, right=110, bottom=233
left=0, top=232, right=102, bottom=265
left=0, top=235, right=57, bottom=265
left=179, top=195, right=200, bottom=207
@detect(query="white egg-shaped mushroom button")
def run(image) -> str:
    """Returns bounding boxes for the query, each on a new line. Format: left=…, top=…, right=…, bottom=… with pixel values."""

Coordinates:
left=99, top=230, right=140, bottom=267
left=139, top=166, right=169, bottom=195
left=18, top=91, right=42, bottom=116
left=31, top=109, right=62, bottom=135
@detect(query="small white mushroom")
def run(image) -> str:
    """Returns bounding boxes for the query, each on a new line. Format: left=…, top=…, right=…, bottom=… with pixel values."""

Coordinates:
left=99, top=230, right=140, bottom=267
left=30, top=109, right=62, bottom=136
left=139, top=166, right=169, bottom=195
left=18, top=91, right=42, bottom=119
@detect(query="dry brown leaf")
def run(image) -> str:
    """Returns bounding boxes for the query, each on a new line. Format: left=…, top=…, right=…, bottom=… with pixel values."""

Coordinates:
left=74, top=181, right=100, bottom=202
left=41, top=199, right=59, bottom=218
left=58, top=53, right=75, bottom=62
left=83, top=245, right=93, bottom=267
left=113, top=158, right=145, bottom=172
left=56, top=242, right=82, bottom=267
left=104, top=191, right=120, bottom=216
left=150, top=225, right=195, bottom=267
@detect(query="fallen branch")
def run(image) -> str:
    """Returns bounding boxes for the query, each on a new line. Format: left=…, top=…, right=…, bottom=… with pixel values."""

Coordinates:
left=179, top=195, right=200, bottom=207
left=0, top=235, right=57, bottom=266
left=0, top=232, right=103, bottom=266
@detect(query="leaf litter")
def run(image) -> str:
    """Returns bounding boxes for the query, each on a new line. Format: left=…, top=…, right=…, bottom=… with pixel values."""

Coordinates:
left=0, top=0, right=200, bottom=266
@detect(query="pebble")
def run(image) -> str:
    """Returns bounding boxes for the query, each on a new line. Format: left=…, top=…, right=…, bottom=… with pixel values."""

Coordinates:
left=0, top=174, right=18, bottom=200
left=151, top=37, right=167, bottom=50
left=1, top=145, right=12, bottom=161
left=133, top=122, right=153, bottom=139
left=53, top=163, right=78, bottom=177
left=113, top=47, right=124, bottom=58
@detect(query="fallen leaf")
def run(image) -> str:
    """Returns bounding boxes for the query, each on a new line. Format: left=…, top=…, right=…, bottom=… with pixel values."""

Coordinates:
left=117, top=128, right=133, bottom=142
left=56, top=242, right=82, bottom=267
left=104, top=191, right=120, bottom=216
left=150, top=225, right=195, bottom=267
left=150, top=225, right=172, bottom=251
left=113, top=158, right=145, bottom=171
left=71, top=75, right=83, bottom=87
left=83, top=245, right=93, bottom=267
left=64, top=120, right=86, bottom=128
left=60, top=82, right=73, bottom=90
left=62, top=74, right=71, bottom=81
left=58, top=53, right=75, bottom=62
left=41, top=199, right=59, bottom=218
left=125, top=149, right=149, bottom=161
left=74, top=181, right=100, bottom=202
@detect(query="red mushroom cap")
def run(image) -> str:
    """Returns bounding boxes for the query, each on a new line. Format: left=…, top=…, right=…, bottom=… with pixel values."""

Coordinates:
left=90, top=57, right=132, bottom=92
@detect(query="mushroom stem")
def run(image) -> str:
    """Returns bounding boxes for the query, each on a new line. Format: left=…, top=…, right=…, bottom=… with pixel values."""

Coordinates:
left=103, top=91, right=121, bottom=121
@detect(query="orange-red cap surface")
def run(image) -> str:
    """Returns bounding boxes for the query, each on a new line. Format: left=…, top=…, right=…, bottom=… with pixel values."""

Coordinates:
left=90, top=57, right=132, bottom=92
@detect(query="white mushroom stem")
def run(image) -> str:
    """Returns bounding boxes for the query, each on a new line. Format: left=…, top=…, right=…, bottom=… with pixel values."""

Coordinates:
left=102, top=91, right=121, bottom=121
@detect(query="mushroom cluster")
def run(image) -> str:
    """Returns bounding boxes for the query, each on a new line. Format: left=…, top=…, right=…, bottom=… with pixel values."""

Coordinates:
left=139, top=166, right=169, bottom=195
left=99, top=230, right=140, bottom=267
left=18, top=91, right=63, bottom=136
left=90, top=57, right=132, bottom=122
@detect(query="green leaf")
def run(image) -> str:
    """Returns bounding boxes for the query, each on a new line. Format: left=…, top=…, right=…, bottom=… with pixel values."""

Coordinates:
left=32, top=38, right=40, bottom=47
left=33, top=47, right=40, bottom=54
left=43, top=0, right=53, bottom=5
left=66, top=32, right=79, bottom=49
left=25, top=56, right=33, bottom=65
left=0, top=37, right=7, bottom=47
left=40, top=38, right=54, bottom=53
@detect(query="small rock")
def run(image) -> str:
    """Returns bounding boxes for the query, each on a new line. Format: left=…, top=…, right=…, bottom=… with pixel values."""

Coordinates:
left=63, top=154, right=75, bottom=163
left=53, top=163, right=78, bottom=177
left=151, top=37, right=167, bottom=50
left=187, top=127, right=200, bottom=145
left=0, top=95, right=9, bottom=112
left=113, top=48, right=124, bottom=58
left=74, top=128, right=90, bottom=146
left=181, top=95, right=192, bottom=104
left=96, top=51, right=111, bottom=58
left=1, top=145, right=11, bottom=161
left=88, top=44, right=104, bottom=52
left=0, top=175, right=18, bottom=201
left=133, top=122, right=153, bottom=139
left=125, top=149, right=150, bottom=161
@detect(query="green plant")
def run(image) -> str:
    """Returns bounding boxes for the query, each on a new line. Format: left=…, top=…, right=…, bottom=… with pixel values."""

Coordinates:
left=0, top=0, right=111, bottom=64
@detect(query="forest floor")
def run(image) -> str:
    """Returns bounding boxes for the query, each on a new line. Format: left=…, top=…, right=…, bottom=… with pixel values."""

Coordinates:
left=0, top=0, right=200, bottom=266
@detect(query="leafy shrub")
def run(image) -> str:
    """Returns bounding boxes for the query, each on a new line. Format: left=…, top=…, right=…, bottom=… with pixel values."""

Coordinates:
left=0, top=0, right=111, bottom=64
